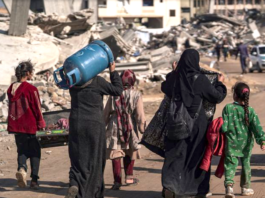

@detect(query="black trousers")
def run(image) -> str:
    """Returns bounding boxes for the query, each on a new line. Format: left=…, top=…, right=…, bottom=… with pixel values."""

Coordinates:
left=15, top=133, right=41, bottom=181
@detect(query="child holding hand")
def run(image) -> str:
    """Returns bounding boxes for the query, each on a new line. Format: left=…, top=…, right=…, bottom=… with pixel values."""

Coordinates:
left=222, top=82, right=265, bottom=198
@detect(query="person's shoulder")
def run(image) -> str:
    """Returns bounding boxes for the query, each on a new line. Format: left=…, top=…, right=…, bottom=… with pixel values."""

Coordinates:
left=224, top=103, right=234, bottom=109
left=248, top=106, right=256, bottom=114
left=96, top=75, right=106, bottom=81
left=24, top=82, right=38, bottom=91
left=197, top=74, right=208, bottom=82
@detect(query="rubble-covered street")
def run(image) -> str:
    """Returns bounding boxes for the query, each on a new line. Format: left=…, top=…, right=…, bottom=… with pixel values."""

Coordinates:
left=1, top=59, right=265, bottom=198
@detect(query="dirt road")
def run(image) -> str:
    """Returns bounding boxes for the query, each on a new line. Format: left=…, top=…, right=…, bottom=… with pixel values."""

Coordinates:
left=1, top=58, right=265, bottom=198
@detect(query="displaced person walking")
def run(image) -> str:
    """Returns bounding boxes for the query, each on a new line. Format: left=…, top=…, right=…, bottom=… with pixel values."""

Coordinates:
left=161, top=49, right=227, bottom=197
left=65, top=62, right=123, bottom=198
left=222, top=40, right=229, bottom=62
left=237, top=41, right=249, bottom=74
left=215, top=42, right=222, bottom=62
left=104, top=70, right=146, bottom=190
left=7, top=61, right=46, bottom=189
left=222, top=82, right=265, bottom=198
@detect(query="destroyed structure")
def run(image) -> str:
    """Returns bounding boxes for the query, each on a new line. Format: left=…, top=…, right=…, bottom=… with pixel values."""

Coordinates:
left=1, top=3, right=265, bottom=131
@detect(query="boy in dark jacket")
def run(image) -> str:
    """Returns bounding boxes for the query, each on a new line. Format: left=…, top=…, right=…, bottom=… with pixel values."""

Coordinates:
left=7, top=61, right=46, bottom=189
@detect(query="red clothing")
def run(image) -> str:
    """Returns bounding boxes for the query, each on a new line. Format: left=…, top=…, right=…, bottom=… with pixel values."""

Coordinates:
left=200, top=117, right=225, bottom=178
left=7, top=82, right=46, bottom=134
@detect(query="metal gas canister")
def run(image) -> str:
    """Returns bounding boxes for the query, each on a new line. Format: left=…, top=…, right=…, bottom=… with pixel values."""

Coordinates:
left=54, top=40, right=114, bottom=89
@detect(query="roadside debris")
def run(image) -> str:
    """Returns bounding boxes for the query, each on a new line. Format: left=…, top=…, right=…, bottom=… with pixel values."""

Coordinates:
left=0, top=6, right=265, bottom=129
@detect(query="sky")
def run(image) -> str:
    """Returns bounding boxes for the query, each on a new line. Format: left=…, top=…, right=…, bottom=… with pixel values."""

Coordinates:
left=0, top=0, right=4, bottom=8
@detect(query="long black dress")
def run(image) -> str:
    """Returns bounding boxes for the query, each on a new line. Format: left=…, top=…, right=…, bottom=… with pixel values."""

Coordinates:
left=68, top=71, right=123, bottom=198
left=161, top=73, right=227, bottom=196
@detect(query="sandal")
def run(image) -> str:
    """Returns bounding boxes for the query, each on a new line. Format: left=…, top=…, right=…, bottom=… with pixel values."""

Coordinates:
left=125, top=178, right=139, bottom=186
left=110, top=182, right=121, bottom=190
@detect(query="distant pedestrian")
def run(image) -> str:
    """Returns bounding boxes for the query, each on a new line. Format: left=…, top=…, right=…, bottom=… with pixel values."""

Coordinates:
left=184, top=38, right=191, bottom=49
left=215, top=42, right=222, bottom=62
left=65, top=62, right=123, bottom=198
left=237, top=40, right=249, bottom=74
left=104, top=69, right=146, bottom=190
left=222, top=40, right=229, bottom=62
left=222, top=82, right=265, bottom=198
left=7, top=61, right=46, bottom=189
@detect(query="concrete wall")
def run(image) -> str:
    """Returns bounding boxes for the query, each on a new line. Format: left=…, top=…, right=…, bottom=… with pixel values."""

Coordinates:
left=98, top=0, right=181, bottom=28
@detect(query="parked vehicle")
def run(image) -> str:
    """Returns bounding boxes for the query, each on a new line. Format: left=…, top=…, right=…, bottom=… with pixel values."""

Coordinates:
left=249, top=45, right=265, bottom=73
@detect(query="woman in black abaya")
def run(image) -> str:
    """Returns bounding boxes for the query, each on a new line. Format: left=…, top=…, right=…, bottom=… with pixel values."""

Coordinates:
left=162, top=49, right=227, bottom=197
left=65, top=62, right=123, bottom=198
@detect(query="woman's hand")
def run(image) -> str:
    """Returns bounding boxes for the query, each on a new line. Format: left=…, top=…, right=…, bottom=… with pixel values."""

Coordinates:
left=172, top=61, right=177, bottom=71
left=261, top=141, right=265, bottom=151
left=218, top=73, right=224, bottom=83
left=109, top=62, right=116, bottom=73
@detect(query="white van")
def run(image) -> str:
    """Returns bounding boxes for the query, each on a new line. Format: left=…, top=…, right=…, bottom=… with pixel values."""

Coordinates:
left=249, top=45, right=265, bottom=73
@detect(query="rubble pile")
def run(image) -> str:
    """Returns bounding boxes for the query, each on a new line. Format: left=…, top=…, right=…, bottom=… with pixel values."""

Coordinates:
left=1, top=7, right=265, bottom=131
left=145, top=14, right=254, bottom=53
left=28, top=9, right=94, bottom=39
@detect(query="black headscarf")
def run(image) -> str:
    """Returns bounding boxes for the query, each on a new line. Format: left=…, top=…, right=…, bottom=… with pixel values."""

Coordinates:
left=175, top=49, right=201, bottom=107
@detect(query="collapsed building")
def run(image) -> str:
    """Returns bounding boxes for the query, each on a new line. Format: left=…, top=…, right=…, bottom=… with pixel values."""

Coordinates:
left=0, top=2, right=264, bottom=131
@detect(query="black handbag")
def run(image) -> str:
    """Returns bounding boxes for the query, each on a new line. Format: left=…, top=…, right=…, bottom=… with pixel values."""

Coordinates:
left=166, top=75, right=202, bottom=141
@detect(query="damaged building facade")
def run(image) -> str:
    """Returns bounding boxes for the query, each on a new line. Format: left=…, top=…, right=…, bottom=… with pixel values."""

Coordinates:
left=98, top=0, right=181, bottom=28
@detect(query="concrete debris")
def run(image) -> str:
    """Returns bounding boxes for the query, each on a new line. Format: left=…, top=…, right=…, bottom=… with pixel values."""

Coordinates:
left=45, top=151, right=52, bottom=155
left=93, top=27, right=136, bottom=59
left=1, top=6, right=265, bottom=131
left=28, top=9, right=94, bottom=38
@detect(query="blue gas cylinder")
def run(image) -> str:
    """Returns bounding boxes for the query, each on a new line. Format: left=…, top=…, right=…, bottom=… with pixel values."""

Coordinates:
left=53, top=40, right=114, bottom=89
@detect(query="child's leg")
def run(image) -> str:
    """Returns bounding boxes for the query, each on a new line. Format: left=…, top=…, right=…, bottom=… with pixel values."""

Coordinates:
left=123, top=155, right=136, bottom=184
left=15, top=134, right=29, bottom=172
left=123, top=155, right=134, bottom=177
left=112, top=158, right=122, bottom=184
left=240, top=157, right=251, bottom=189
left=28, top=135, right=41, bottom=182
left=224, top=155, right=239, bottom=187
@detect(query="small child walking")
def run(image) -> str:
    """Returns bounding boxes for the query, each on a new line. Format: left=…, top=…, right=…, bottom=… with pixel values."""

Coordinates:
left=222, top=82, right=265, bottom=198
left=7, top=61, right=46, bottom=189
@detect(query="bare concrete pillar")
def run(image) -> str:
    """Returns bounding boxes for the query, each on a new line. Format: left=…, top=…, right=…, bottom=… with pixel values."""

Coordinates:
left=8, top=0, right=30, bottom=36
left=216, top=0, right=219, bottom=14
left=234, top=0, right=237, bottom=17
left=225, top=0, right=228, bottom=16
left=89, top=0, right=98, bottom=23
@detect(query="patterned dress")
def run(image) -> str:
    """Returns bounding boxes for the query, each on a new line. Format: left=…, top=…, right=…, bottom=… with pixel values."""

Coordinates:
left=222, top=103, right=265, bottom=187
left=104, top=89, right=146, bottom=160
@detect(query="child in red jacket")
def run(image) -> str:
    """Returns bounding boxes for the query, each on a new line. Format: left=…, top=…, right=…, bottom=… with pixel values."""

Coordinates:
left=7, top=61, right=46, bottom=189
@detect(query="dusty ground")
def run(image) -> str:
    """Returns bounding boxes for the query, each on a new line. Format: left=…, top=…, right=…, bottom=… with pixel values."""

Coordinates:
left=1, top=58, right=265, bottom=198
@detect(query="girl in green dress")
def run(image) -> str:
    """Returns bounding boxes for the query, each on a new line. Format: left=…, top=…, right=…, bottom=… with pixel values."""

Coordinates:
left=222, top=82, right=265, bottom=198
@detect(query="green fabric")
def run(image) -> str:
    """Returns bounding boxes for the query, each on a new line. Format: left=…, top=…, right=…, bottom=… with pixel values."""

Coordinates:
left=224, top=156, right=251, bottom=188
left=222, top=103, right=265, bottom=158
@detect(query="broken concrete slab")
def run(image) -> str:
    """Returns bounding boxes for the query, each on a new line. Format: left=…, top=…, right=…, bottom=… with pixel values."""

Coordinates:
left=0, top=28, right=59, bottom=85
left=96, top=27, right=135, bottom=59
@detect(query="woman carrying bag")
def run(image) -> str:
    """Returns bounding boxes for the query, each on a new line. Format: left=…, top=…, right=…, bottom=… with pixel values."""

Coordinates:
left=161, top=49, right=227, bottom=197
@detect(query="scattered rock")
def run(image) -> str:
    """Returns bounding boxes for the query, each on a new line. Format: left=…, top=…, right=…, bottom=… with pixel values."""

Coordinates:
left=32, top=81, right=47, bottom=87
left=45, top=151, right=52, bottom=155
left=50, top=106, right=63, bottom=111
left=7, top=146, right=11, bottom=151
left=42, top=102, right=55, bottom=111
left=52, top=97, right=67, bottom=106
left=62, top=104, right=71, bottom=110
